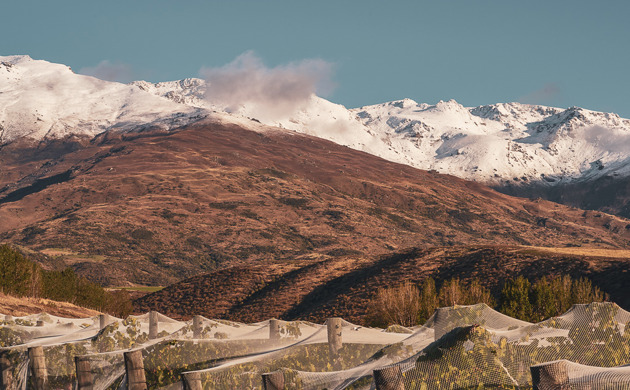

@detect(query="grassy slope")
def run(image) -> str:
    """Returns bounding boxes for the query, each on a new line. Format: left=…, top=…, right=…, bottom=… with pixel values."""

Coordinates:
left=0, top=292, right=100, bottom=318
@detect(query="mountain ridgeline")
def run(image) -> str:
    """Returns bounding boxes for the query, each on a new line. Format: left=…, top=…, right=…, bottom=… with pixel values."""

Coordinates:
left=2, top=55, right=630, bottom=320
left=4, top=56, right=630, bottom=217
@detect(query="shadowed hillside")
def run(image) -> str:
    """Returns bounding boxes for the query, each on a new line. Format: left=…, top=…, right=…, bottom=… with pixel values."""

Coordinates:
left=134, top=245, right=630, bottom=324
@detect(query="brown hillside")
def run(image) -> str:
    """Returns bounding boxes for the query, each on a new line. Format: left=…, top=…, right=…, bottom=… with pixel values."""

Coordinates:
left=0, top=293, right=100, bottom=318
left=1, top=119, right=629, bottom=286
left=133, top=245, right=630, bottom=324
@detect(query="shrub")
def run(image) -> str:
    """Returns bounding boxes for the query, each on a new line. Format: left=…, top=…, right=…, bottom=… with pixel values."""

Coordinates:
left=369, top=281, right=422, bottom=327
left=438, top=278, right=466, bottom=307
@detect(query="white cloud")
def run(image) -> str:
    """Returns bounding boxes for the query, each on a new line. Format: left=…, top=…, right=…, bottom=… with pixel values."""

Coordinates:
left=79, top=60, right=134, bottom=83
left=200, top=51, right=335, bottom=121
left=518, top=83, right=561, bottom=106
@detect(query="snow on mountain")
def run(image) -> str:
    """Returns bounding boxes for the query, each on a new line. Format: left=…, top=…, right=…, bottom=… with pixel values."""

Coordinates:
left=4, top=56, right=630, bottom=188
left=130, top=78, right=407, bottom=163
left=352, top=99, right=630, bottom=184
left=0, top=56, right=207, bottom=144
left=140, top=74, right=630, bottom=186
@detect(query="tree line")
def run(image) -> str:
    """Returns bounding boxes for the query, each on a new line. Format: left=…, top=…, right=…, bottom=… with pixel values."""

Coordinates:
left=0, top=244, right=132, bottom=317
left=369, top=274, right=606, bottom=327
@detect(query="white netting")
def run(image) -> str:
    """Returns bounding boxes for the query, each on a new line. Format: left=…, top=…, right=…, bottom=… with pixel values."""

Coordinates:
left=1, top=302, right=629, bottom=389
left=363, top=302, right=630, bottom=390
left=185, top=319, right=408, bottom=389
left=1, top=313, right=112, bottom=389
left=532, top=360, right=630, bottom=389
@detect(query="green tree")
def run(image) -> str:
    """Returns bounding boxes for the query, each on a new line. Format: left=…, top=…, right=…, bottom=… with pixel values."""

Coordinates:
left=42, top=268, right=78, bottom=302
left=531, top=276, right=556, bottom=322
left=0, top=244, right=34, bottom=296
left=500, top=276, right=533, bottom=321
left=571, top=277, right=606, bottom=305
left=550, top=275, right=573, bottom=314
left=418, top=277, right=438, bottom=323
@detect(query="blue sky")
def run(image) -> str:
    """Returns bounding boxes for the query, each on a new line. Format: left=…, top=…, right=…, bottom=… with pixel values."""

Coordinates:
left=2, top=1, right=629, bottom=116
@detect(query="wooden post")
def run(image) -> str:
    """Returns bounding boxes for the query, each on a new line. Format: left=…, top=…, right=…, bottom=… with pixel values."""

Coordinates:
left=373, top=366, right=405, bottom=390
left=182, top=371, right=202, bottom=390
left=531, top=360, right=570, bottom=390
left=327, top=318, right=343, bottom=357
left=327, top=317, right=343, bottom=370
left=269, top=319, right=281, bottom=341
left=149, top=311, right=158, bottom=340
left=75, top=356, right=94, bottom=390
left=262, top=371, right=285, bottom=390
left=99, top=314, right=109, bottom=330
left=28, top=346, right=47, bottom=390
left=36, top=320, right=44, bottom=327
left=192, top=315, right=203, bottom=339
left=0, top=352, right=14, bottom=390
left=124, top=350, right=147, bottom=390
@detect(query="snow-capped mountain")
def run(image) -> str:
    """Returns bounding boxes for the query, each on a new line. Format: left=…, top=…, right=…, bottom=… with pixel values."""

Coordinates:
left=0, top=55, right=208, bottom=144
left=351, top=100, right=630, bottom=185
left=130, top=78, right=407, bottom=164
left=3, top=55, right=630, bottom=188
left=135, top=76, right=630, bottom=186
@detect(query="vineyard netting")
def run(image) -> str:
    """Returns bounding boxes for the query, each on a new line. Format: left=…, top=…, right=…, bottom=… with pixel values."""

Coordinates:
left=1, top=302, right=629, bottom=389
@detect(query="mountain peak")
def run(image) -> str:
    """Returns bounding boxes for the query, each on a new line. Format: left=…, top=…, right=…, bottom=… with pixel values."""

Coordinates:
left=390, top=98, right=418, bottom=109
left=0, top=54, right=33, bottom=65
left=433, top=99, right=464, bottom=110
left=0, top=56, right=206, bottom=144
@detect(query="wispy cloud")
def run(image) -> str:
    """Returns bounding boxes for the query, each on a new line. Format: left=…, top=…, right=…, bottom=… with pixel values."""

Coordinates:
left=79, top=60, right=134, bottom=83
left=517, top=83, right=562, bottom=106
left=200, top=51, right=335, bottom=121
left=580, top=125, right=630, bottom=154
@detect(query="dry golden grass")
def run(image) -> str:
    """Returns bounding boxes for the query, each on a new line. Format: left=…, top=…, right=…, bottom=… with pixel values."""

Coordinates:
left=0, top=293, right=100, bottom=318
left=517, top=246, right=630, bottom=258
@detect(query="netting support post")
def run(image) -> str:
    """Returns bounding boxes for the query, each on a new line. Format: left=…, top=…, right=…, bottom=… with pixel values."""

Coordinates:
left=269, top=319, right=281, bottom=340
left=149, top=311, right=158, bottom=339
left=262, top=371, right=285, bottom=390
left=124, top=350, right=147, bottom=390
left=192, top=315, right=203, bottom=339
left=28, top=346, right=48, bottom=390
left=99, top=314, right=109, bottom=330
left=75, top=356, right=94, bottom=390
left=531, top=360, right=569, bottom=390
left=373, top=366, right=405, bottom=390
left=1, top=351, right=14, bottom=390
left=327, top=317, right=343, bottom=357
left=182, top=371, right=202, bottom=390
